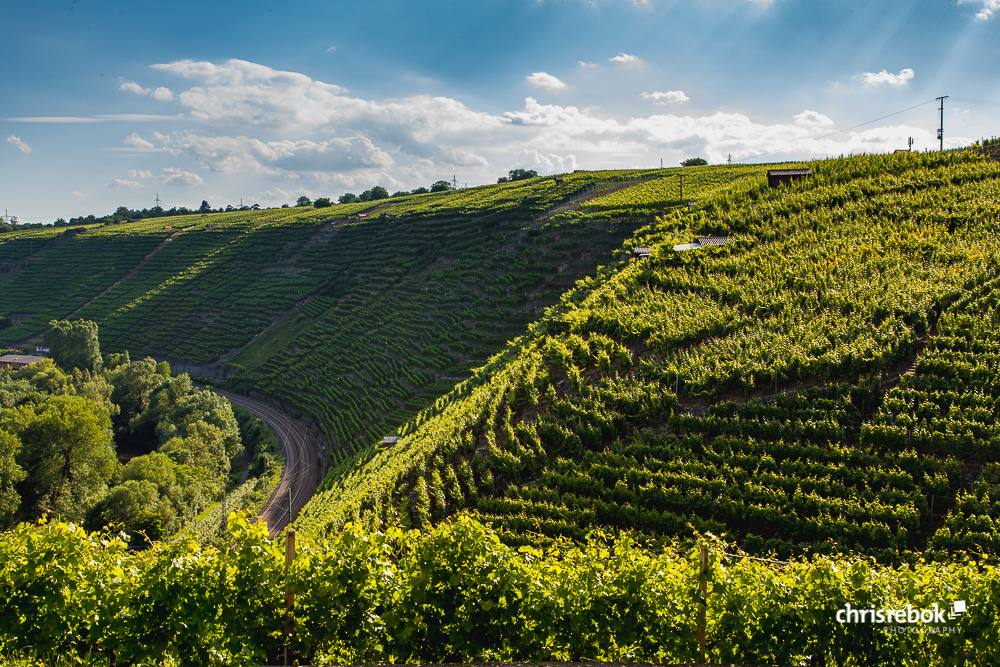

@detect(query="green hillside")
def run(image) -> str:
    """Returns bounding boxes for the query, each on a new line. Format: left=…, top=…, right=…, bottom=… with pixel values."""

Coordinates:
left=296, top=150, right=1000, bottom=562
left=0, top=167, right=765, bottom=466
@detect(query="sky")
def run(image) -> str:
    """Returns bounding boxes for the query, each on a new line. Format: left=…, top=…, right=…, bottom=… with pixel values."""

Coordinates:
left=2, top=0, right=999, bottom=224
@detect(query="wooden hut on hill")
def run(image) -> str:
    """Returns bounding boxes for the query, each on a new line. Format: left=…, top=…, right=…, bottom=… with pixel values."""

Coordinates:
left=767, top=168, right=813, bottom=188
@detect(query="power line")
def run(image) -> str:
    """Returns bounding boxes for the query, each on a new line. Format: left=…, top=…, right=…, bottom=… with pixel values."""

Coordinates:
left=951, top=97, right=1000, bottom=108
left=736, top=98, right=937, bottom=163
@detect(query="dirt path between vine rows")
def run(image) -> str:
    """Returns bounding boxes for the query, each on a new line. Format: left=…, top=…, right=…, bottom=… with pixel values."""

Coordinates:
left=214, top=389, right=319, bottom=537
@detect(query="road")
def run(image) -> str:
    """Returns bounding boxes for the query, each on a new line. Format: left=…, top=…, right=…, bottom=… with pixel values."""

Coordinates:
left=215, top=389, right=319, bottom=537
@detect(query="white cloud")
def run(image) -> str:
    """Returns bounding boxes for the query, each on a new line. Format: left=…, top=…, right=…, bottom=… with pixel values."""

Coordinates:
left=124, top=133, right=158, bottom=151
left=6, top=135, right=32, bottom=154
left=577, top=61, right=599, bottom=68
left=143, top=58, right=505, bottom=153
left=860, top=68, right=915, bottom=87
left=526, top=72, right=567, bottom=91
left=641, top=90, right=689, bottom=104
left=325, top=46, right=337, bottom=53
left=7, top=114, right=182, bottom=123
left=128, top=169, right=154, bottom=179
left=609, top=52, right=641, bottom=65
left=959, top=0, right=1000, bottom=20
left=514, top=149, right=577, bottom=174
left=147, top=133, right=395, bottom=175
left=502, top=97, right=941, bottom=167
left=161, top=167, right=204, bottom=187
left=119, top=81, right=147, bottom=95
left=109, top=178, right=145, bottom=189
left=793, top=110, right=835, bottom=128
left=120, top=81, right=174, bottom=101
left=72, top=191, right=86, bottom=197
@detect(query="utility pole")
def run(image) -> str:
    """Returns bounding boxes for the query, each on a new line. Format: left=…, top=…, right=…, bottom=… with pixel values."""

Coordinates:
left=154, top=193, right=162, bottom=209
left=936, top=96, right=949, bottom=151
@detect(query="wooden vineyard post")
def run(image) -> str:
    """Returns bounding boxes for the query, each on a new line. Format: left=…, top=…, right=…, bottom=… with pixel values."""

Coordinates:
left=698, top=543, right=707, bottom=659
left=284, top=528, right=296, bottom=666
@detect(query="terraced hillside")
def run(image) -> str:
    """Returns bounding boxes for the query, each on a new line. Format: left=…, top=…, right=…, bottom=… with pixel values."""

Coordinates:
left=3, top=168, right=740, bottom=469
left=297, top=150, right=1000, bottom=562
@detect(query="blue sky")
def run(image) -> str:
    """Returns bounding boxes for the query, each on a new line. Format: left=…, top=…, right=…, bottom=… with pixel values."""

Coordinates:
left=3, top=0, right=999, bottom=223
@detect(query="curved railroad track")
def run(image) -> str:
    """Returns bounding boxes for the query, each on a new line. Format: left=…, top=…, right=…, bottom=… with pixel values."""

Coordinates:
left=215, top=389, right=319, bottom=537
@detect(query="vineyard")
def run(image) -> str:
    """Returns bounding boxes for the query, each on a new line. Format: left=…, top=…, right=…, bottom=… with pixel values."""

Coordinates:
left=6, top=149, right=1000, bottom=662
left=1, top=515, right=995, bottom=666
left=297, top=150, right=1000, bottom=564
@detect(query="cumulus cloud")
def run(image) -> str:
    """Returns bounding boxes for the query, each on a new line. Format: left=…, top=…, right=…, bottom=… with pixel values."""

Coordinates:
left=161, top=167, right=204, bottom=187
left=109, top=178, right=145, bottom=189
left=502, top=97, right=940, bottom=166
left=123, top=133, right=158, bottom=151
left=140, top=58, right=506, bottom=154
left=609, top=52, right=641, bottom=65
left=959, top=0, right=1000, bottom=20
left=577, top=61, right=599, bottom=68
left=860, top=68, right=915, bottom=87
left=120, top=80, right=175, bottom=101
left=6, top=135, right=32, bottom=154
left=136, top=132, right=395, bottom=176
left=641, top=90, right=689, bottom=104
left=514, top=149, right=578, bottom=174
left=526, top=72, right=567, bottom=91
left=128, top=169, right=154, bottom=179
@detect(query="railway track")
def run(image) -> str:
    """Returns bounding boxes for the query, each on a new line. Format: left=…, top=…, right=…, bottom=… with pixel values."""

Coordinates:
left=214, top=389, right=319, bottom=537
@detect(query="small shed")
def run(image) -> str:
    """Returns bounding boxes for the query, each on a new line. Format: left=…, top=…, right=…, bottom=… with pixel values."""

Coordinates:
left=381, top=436, right=400, bottom=448
left=696, top=236, right=730, bottom=247
left=554, top=176, right=565, bottom=184
left=357, top=213, right=368, bottom=221
left=633, top=246, right=652, bottom=258
left=0, top=354, right=46, bottom=370
left=767, top=168, right=813, bottom=188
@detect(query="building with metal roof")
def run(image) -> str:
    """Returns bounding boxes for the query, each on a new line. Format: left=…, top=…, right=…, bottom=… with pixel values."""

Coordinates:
left=0, top=354, right=47, bottom=370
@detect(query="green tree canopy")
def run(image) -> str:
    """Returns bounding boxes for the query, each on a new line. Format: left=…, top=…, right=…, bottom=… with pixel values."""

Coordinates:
left=505, top=168, right=538, bottom=182
left=45, top=320, right=102, bottom=372
left=296, top=195, right=312, bottom=207
left=338, top=193, right=358, bottom=204
left=314, top=197, right=332, bottom=208
left=0, top=429, right=25, bottom=527
left=681, top=157, right=708, bottom=166
left=5, top=394, right=117, bottom=522
left=430, top=180, right=453, bottom=192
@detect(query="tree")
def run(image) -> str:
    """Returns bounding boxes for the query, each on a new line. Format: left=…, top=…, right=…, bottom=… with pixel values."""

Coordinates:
left=430, top=180, right=453, bottom=192
left=358, top=190, right=373, bottom=202
left=199, top=200, right=212, bottom=213
left=0, top=430, right=25, bottom=527
left=412, top=186, right=429, bottom=195
left=506, top=168, right=538, bottom=182
left=339, top=193, right=358, bottom=204
left=681, top=157, right=708, bottom=166
left=369, top=186, right=389, bottom=200
left=110, top=357, right=163, bottom=429
left=313, top=197, right=332, bottom=208
left=392, top=190, right=410, bottom=198
left=45, top=320, right=102, bottom=372
left=84, top=479, right=171, bottom=547
left=7, top=395, right=117, bottom=522
left=296, top=196, right=312, bottom=207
